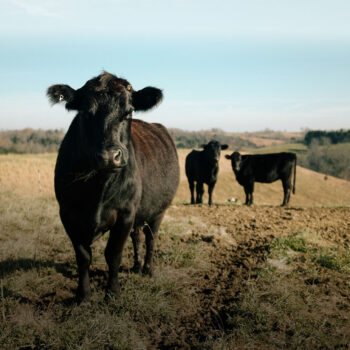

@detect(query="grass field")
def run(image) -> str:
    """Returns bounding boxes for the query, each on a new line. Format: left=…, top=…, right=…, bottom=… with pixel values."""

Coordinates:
left=1, top=150, right=350, bottom=349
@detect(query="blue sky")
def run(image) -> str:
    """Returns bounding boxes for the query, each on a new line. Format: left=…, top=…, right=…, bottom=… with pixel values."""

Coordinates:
left=1, top=0, right=350, bottom=131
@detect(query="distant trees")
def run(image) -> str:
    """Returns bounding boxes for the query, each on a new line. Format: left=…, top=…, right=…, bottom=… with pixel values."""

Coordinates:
left=168, top=128, right=257, bottom=150
left=0, top=129, right=65, bottom=154
left=304, top=130, right=350, bottom=145
left=298, top=130, right=350, bottom=181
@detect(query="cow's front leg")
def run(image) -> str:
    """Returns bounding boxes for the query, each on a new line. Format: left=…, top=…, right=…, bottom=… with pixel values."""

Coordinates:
left=208, top=181, right=216, bottom=206
left=72, top=242, right=92, bottom=304
left=105, top=211, right=134, bottom=298
left=189, top=180, right=195, bottom=204
left=131, top=228, right=142, bottom=273
left=196, top=182, right=204, bottom=204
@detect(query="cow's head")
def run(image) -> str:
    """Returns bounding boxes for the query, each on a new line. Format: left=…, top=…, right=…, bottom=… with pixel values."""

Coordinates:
left=225, top=151, right=242, bottom=172
left=201, top=141, right=228, bottom=164
left=47, top=71, right=162, bottom=171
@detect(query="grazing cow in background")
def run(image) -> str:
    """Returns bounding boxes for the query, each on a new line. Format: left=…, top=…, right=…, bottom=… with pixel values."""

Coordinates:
left=185, top=141, right=228, bottom=205
left=47, top=71, right=179, bottom=303
left=225, top=152, right=296, bottom=206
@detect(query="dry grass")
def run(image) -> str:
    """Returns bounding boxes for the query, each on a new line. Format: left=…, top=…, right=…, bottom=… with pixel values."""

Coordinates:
left=1, top=151, right=350, bottom=207
left=175, top=148, right=350, bottom=207
left=1, top=152, right=350, bottom=349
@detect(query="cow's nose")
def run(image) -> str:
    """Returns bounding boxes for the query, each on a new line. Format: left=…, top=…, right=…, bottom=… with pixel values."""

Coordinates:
left=112, top=149, right=122, bottom=166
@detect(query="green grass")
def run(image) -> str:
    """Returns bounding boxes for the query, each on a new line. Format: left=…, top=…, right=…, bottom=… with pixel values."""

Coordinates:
left=220, top=230, right=350, bottom=349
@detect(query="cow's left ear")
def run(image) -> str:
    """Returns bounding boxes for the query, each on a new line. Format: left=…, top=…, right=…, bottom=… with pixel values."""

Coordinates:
left=132, top=87, right=163, bottom=111
left=225, top=154, right=231, bottom=159
left=221, top=144, right=229, bottom=150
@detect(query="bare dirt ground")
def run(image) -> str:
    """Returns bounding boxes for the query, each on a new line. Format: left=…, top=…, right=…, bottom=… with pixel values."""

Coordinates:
left=153, top=205, right=350, bottom=348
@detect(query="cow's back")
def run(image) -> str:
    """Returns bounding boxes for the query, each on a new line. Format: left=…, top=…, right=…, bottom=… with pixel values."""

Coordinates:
left=131, top=119, right=179, bottom=224
left=248, top=152, right=296, bottom=183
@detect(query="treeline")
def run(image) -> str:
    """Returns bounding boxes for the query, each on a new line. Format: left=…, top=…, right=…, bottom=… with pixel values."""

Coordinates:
left=0, top=127, right=258, bottom=154
left=304, top=129, right=350, bottom=145
left=1, top=127, right=349, bottom=181
left=298, top=129, right=350, bottom=180
left=0, top=129, right=65, bottom=154
left=168, top=128, right=257, bottom=149
left=298, top=141, right=350, bottom=181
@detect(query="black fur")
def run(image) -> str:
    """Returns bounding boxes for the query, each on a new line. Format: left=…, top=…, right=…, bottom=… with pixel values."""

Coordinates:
left=47, top=72, right=179, bottom=303
left=132, top=87, right=163, bottom=111
left=185, top=140, right=228, bottom=205
left=225, top=152, right=296, bottom=206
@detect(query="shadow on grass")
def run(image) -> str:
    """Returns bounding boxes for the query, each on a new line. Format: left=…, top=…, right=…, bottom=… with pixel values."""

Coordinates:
left=0, top=258, right=75, bottom=279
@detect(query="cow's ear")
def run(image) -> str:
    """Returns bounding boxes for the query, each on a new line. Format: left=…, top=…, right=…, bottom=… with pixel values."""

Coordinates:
left=132, top=87, right=163, bottom=111
left=225, top=154, right=231, bottom=160
left=201, top=144, right=207, bottom=149
left=47, top=84, right=75, bottom=106
left=221, top=144, right=228, bottom=150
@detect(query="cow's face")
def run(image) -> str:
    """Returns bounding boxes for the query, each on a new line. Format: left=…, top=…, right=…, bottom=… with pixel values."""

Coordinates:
left=201, top=141, right=228, bottom=164
left=225, top=151, right=242, bottom=172
left=47, top=72, right=162, bottom=171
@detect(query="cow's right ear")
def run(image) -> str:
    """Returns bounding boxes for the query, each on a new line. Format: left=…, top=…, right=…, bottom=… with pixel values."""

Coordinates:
left=225, top=154, right=231, bottom=160
left=201, top=144, right=207, bottom=149
left=47, top=84, right=75, bottom=106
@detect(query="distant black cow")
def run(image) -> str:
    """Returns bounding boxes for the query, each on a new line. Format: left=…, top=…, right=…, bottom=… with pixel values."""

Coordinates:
left=47, top=72, right=179, bottom=303
left=185, top=141, right=228, bottom=205
left=225, top=152, right=296, bottom=206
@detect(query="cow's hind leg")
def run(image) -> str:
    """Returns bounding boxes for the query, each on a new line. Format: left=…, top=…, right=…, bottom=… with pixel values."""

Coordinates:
left=281, top=179, right=291, bottom=206
left=131, top=227, right=142, bottom=273
left=188, top=180, right=195, bottom=204
left=143, top=211, right=166, bottom=276
left=244, top=186, right=250, bottom=205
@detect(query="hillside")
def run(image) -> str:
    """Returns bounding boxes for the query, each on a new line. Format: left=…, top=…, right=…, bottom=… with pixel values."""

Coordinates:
left=175, top=149, right=350, bottom=207
left=1, top=152, right=350, bottom=349
left=1, top=151, right=350, bottom=207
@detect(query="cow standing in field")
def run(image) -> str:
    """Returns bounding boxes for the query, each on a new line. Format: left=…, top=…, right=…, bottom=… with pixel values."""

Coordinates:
left=47, top=72, right=179, bottom=303
left=225, top=152, right=296, bottom=206
left=185, top=141, right=228, bottom=205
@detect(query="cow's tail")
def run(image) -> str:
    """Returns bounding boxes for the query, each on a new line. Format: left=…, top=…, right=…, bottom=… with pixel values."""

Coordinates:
left=293, top=155, right=297, bottom=194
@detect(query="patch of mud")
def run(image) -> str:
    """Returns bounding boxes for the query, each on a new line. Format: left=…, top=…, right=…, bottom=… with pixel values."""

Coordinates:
left=156, top=205, right=350, bottom=347
left=155, top=232, right=274, bottom=348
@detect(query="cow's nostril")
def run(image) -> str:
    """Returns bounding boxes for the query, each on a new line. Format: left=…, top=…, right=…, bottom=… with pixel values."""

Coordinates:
left=113, top=150, right=122, bottom=164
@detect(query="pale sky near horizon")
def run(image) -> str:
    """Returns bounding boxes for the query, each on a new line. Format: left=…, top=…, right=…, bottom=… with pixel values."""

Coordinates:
left=1, top=0, right=350, bottom=132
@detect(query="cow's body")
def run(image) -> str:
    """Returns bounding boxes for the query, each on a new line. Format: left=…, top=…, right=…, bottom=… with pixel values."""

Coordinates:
left=48, top=72, right=179, bottom=302
left=225, top=152, right=296, bottom=206
left=185, top=141, right=228, bottom=205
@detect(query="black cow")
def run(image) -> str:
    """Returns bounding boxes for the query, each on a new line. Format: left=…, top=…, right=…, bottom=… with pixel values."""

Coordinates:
left=225, top=152, right=296, bottom=206
left=185, top=141, right=228, bottom=205
left=47, top=72, right=179, bottom=303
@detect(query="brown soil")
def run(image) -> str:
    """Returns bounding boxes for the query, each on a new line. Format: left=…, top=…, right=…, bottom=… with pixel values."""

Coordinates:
left=152, top=205, right=350, bottom=348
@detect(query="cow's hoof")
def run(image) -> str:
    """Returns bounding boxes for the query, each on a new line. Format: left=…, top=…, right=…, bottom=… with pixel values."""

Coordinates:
left=142, top=264, right=153, bottom=277
left=105, top=287, right=120, bottom=302
left=131, top=262, right=142, bottom=274
left=76, top=291, right=91, bottom=305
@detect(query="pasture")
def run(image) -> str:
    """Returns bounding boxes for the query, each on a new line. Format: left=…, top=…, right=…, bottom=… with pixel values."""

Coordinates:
left=1, top=149, right=350, bottom=349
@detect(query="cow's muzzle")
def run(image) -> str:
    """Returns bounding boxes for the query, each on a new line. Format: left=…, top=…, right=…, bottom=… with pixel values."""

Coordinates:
left=96, top=148, right=127, bottom=171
